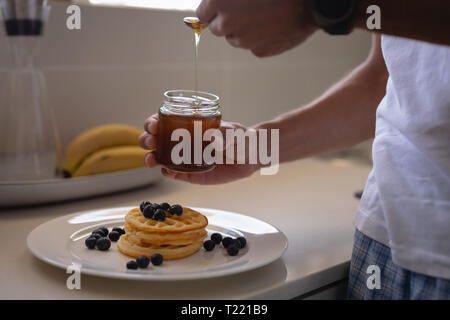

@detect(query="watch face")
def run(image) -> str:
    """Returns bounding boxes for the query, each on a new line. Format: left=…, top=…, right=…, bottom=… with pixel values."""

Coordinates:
left=314, top=0, right=355, bottom=21
left=310, top=0, right=358, bottom=35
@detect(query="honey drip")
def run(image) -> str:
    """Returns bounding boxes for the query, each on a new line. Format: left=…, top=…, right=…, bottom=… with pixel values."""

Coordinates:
left=183, top=17, right=207, bottom=103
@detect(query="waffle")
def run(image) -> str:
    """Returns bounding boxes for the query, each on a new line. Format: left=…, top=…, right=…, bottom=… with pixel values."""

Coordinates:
left=125, top=207, right=208, bottom=233
left=124, top=224, right=207, bottom=246
left=118, top=206, right=208, bottom=260
left=117, top=234, right=204, bottom=260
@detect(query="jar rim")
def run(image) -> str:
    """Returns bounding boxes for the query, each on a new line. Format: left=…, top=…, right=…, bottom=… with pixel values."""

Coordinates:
left=164, top=90, right=219, bottom=106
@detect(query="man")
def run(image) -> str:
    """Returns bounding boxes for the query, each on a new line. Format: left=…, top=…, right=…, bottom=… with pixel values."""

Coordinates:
left=139, top=0, right=450, bottom=299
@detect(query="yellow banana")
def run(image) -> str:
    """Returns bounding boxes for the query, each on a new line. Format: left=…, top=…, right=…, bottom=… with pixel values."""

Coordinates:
left=72, top=145, right=148, bottom=177
left=64, top=124, right=143, bottom=173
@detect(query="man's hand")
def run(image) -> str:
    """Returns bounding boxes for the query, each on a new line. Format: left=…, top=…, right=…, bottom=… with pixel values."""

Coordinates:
left=139, top=114, right=260, bottom=185
left=196, top=0, right=318, bottom=57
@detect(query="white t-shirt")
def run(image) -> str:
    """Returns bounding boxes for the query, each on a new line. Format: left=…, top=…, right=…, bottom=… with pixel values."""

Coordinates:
left=356, top=35, right=450, bottom=279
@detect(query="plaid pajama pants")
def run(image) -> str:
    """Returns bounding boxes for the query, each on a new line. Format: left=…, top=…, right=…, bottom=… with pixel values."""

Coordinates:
left=347, top=229, right=450, bottom=300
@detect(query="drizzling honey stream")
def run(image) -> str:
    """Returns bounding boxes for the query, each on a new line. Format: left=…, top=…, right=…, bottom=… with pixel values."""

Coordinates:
left=183, top=17, right=207, bottom=103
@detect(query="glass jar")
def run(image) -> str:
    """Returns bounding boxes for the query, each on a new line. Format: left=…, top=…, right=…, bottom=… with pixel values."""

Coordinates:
left=156, top=90, right=221, bottom=173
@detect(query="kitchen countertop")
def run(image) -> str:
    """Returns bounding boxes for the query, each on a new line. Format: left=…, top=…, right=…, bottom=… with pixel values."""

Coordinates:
left=0, top=158, right=371, bottom=299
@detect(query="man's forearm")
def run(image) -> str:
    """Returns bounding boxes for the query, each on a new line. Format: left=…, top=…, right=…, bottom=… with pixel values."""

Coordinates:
left=355, top=0, right=450, bottom=46
left=254, top=48, right=388, bottom=163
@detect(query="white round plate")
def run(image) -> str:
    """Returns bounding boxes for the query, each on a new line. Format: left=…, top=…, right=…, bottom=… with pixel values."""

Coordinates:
left=0, top=168, right=160, bottom=207
left=27, top=206, right=288, bottom=281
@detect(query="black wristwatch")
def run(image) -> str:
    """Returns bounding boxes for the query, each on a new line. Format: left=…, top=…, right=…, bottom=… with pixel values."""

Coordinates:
left=309, top=0, right=359, bottom=35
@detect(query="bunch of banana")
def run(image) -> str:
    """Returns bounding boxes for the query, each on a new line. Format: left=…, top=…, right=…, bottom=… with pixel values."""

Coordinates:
left=63, top=124, right=147, bottom=178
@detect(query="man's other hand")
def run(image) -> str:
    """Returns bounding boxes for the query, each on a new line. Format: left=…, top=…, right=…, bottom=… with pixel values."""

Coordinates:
left=196, top=0, right=318, bottom=57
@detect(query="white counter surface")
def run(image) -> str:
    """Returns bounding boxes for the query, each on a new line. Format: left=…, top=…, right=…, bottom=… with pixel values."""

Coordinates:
left=0, top=158, right=371, bottom=299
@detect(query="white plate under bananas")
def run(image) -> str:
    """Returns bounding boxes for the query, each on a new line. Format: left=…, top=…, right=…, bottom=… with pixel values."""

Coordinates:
left=0, top=167, right=160, bottom=207
left=0, top=124, right=159, bottom=207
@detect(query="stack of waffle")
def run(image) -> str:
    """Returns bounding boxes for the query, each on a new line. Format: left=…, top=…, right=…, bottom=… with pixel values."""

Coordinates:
left=118, top=207, right=208, bottom=260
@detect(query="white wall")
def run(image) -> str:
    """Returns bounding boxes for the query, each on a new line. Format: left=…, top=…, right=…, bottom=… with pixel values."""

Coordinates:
left=0, top=1, right=372, bottom=154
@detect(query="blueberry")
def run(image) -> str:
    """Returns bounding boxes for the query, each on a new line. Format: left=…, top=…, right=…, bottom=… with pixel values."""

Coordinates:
left=143, top=205, right=155, bottom=219
left=203, top=240, right=215, bottom=251
left=96, top=237, right=111, bottom=251
left=160, top=202, right=170, bottom=211
left=140, top=201, right=152, bottom=213
left=237, top=237, right=247, bottom=249
left=154, top=209, right=166, bottom=221
left=227, top=245, right=239, bottom=256
left=85, top=237, right=97, bottom=249
left=230, top=239, right=241, bottom=249
left=136, top=255, right=150, bottom=268
left=90, top=232, right=102, bottom=240
left=108, top=230, right=121, bottom=242
left=151, top=254, right=163, bottom=266
left=151, top=203, right=162, bottom=210
left=127, top=260, right=138, bottom=270
left=222, top=237, right=233, bottom=248
left=98, top=227, right=109, bottom=236
left=93, top=228, right=107, bottom=237
left=211, top=233, right=222, bottom=244
left=112, top=227, right=125, bottom=235
left=168, top=204, right=183, bottom=216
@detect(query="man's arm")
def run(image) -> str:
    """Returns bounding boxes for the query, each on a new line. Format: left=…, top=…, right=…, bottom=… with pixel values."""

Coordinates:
left=140, top=35, right=388, bottom=184
left=355, top=0, right=450, bottom=46
left=254, top=34, right=388, bottom=163
left=196, top=0, right=450, bottom=58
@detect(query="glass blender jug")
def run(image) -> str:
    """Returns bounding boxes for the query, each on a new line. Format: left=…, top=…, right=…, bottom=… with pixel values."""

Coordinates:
left=0, top=0, right=62, bottom=181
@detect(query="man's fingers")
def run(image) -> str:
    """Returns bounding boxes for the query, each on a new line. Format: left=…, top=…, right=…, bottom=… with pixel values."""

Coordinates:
left=138, top=132, right=148, bottom=149
left=208, top=15, right=226, bottom=37
left=161, top=168, right=178, bottom=179
left=144, top=114, right=158, bottom=135
left=251, top=45, right=272, bottom=58
left=226, top=33, right=257, bottom=49
left=138, top=132, right=157, bottom=150
left=209, top=13, right=238, bottom=37
left=196, top=0, right=218, bottom=24
left=161, top=168, right=208, bottom=185
left=226, top=35, right=242, bottom=48
left=144, top=152, right=159, bottom=168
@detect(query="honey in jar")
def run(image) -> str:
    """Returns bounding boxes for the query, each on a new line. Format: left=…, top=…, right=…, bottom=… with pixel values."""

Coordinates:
left=156, top=90, right=221, bottom=173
